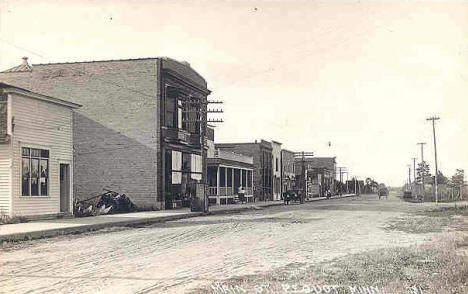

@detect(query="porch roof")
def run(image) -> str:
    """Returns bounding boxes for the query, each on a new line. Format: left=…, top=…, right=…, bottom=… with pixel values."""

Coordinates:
left=207, top=158, right=254, bottom=170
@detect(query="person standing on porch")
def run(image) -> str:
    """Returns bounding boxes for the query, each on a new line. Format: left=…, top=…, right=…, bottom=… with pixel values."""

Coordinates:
left=238, top=186, right=246, bottom=204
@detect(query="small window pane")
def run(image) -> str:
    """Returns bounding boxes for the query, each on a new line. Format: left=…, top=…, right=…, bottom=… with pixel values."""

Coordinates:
left=172, top=171, right=182, bottom=184
left=41, top=150, right=49, bottom=158
left=31, top=158, right=39, bottom=196
left=40, top=159, right=48, bottom=196
left=172, top=151, right=182, bottom=171
left=22, top=158, right=30, bottom=196
left=191, top=154, right=202, bottom=173
left=22, top=147, right=30, bottom=156
left=31, top=148, right=41, bottom=157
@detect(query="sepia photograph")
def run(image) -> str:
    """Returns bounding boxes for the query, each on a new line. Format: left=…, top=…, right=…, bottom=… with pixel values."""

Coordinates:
left=0, top=0, right=467, bottom=293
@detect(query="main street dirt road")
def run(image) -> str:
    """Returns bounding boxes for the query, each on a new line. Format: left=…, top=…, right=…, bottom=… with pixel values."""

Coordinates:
left=0, top=193, right=455, bottom=294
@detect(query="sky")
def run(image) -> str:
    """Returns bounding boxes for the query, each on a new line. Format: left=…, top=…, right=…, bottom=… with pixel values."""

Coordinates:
left=0, top=0, right=467, bottom=186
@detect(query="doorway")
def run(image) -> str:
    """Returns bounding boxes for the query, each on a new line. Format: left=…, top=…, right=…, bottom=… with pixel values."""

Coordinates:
left=60, top=164, right=70, bottom=213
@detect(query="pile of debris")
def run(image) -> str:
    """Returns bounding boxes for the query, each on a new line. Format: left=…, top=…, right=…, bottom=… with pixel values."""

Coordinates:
left=74, top=190, right=138, bottom=217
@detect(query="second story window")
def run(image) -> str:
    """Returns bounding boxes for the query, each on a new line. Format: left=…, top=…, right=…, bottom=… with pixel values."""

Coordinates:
left=165, top=94, right=176, bottom=128
left=177, top=100, right=183, bottom=129
left=165, top=88, right=201, bottom=135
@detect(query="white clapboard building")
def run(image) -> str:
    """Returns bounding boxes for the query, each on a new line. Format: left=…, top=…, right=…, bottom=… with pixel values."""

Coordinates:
left=0, top=82, right=81, bottom=218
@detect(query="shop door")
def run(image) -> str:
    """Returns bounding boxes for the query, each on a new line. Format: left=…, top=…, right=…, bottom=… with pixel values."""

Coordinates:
left=60, top=164, right=70, bottom=213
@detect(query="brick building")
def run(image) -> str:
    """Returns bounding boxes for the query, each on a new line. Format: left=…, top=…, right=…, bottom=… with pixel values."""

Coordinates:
left=215, top=140, right=273, bottom=201
left=271, top=140, right=282, bottom=201
left=281, top=149, right=296, bottom=193
left=0, top=57, right=210, bottom=210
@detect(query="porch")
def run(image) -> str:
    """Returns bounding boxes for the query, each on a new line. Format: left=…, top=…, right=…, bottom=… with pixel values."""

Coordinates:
left=207, top=149, right=254, bottom=205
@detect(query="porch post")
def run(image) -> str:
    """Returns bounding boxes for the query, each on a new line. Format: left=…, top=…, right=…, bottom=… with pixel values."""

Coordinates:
left=216, top=166, right=220, bottom=205
left=225, top=167, right=228, bottom=196
left=240, top=169, right=244, bottom=188
left=232, top=168, right=234, bottom=195
left=251, top=169, right=254, bottom=199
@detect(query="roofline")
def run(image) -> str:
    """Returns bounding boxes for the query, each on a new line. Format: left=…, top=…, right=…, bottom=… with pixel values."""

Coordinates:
left=297, top=157, right=337, bottom=162
left=32, top=57, right=160, bottom=66
left=216, top=142, right=257, bottom=146
left=0, top=83, right=82, bottom=108
left=29, top=56, right=210, bottom=93
left=216, top=142, right=273, bottom=149
left=161, top=57, right=207, bottom=87
left=281, top=149, right=296, bottom=154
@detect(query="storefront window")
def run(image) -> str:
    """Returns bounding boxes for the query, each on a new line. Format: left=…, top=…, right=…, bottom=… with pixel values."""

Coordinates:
left=22, top=158, right=30, bottom=196
left=22, top=147, right=49, bottom=196
left=191, top=154, right=202, bottom=180
left=166, top=150, right=203, bottom=207
left=171, top=150, right=182, bottom=184
left=40, top=159, right=48, bottom=195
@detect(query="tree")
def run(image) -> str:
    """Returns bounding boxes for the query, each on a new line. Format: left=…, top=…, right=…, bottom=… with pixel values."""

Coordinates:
left=452, top=169, right=465, bottom=186
left=415, top=161, right=431, bottom=185
left=450, top=169, right=465, bottom=199
left=436, top=170, right=448, bottom=185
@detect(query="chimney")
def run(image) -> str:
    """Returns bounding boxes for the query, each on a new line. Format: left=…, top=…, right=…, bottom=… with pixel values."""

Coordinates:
left=22, top=57, right=29, bottom=66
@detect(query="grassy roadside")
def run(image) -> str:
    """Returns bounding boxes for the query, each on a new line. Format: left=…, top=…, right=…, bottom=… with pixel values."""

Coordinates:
left=385, top=205, right=468, bottom=234
left=192, top=207, right=468, bottom=294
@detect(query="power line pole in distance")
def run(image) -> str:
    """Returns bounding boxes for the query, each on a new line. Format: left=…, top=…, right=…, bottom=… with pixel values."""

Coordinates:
left=427, top=116, right=440, bottom=204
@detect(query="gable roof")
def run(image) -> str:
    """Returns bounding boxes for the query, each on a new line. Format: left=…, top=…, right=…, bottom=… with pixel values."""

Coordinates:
left=0, top=82, right=81, bottom=108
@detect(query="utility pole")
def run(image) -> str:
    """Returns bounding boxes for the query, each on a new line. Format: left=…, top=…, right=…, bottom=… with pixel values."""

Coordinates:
left=412, top=157, right=417, bottom=184
left=417, top=142, right=426, bottom=199
left=301, top=151, right=307, bottom=202
left=339, top=167, right=342, bottom=196
left=294, top=151, right=313, bottom=203
left=337, top=167, right=346, bottom=196
left=345, top=172, right=349, bottom=193
left=407, top=164, right=412, bottom=186
left=427, top=116, right=440, bottom=204
left=354, top=176, right=357, bottom=194
left=183, top=97, right=223, bottom=213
